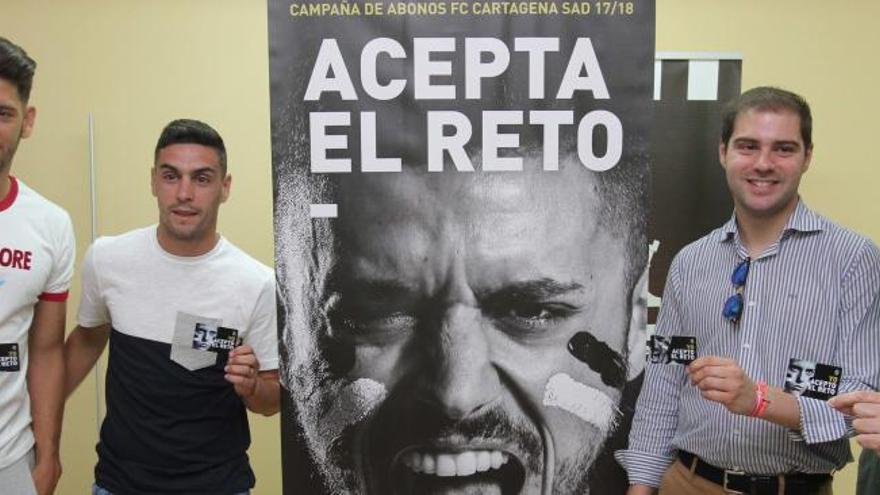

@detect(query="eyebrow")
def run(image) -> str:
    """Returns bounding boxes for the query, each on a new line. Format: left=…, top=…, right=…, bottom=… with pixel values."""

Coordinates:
left=325, top=269, right=418, bottom=298
left=329, top=275, right=584, bottom=303
left=773, top=140, right=801, bottom=148
left=477, top=278, right=585, bottom=303
left=157, top=164, right=218, bottom=176
left=733, top=137, right=801, bottom=148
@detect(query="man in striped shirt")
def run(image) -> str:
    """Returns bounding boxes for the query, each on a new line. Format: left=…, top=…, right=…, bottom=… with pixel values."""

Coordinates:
left=617, top=86, right=880, bottom=494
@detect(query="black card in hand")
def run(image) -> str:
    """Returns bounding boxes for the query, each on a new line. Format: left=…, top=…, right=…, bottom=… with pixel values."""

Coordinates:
left=193, top=324, right=239, bottom=355
left=784, top=358, right=842, bottom=400
left=209, top=327, right=239, bottom=353
left=647, top=335, right=697, bottom=365
left=668, top=336, right=697, bottom=364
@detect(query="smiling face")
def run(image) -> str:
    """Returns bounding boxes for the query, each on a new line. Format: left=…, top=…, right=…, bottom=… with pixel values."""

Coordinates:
left=719, top=108, right=812, bottom=224
left=151, top=143, right=230, bottom=256
left=291, top=155, right=635, bottom=494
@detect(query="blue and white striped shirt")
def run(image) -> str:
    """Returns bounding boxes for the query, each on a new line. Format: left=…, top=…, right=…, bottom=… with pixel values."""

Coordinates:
left=616, top=201, right=880, bottom=487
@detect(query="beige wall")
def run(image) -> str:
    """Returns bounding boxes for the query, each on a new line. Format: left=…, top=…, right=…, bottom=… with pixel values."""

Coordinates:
left=1, top=1, right=876, bottom=493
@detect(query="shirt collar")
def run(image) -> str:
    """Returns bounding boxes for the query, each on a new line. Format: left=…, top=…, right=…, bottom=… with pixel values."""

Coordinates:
left=717, top=198, right=824, bottom=243
left=784, top=199, right=824, bottom=234
left=0, top=176, right=19, bottom=213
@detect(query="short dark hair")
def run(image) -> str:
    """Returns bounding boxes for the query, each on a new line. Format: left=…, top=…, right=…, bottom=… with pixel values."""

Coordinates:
left=154, top=119, right=227, bottom=173
left=0, top=37, right=37, bottom=104
left=721, top=86, right=812, bottom=151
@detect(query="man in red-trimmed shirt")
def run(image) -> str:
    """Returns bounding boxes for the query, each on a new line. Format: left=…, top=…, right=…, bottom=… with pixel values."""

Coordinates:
left=0, top=36, right=75, bottom=495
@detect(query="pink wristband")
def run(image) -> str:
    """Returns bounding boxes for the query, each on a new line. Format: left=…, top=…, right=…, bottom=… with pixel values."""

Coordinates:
left=750, top=380, right=770, bottom=417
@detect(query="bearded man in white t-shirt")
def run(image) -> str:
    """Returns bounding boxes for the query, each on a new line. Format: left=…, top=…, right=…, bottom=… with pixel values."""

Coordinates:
left=0, top=37, right=75, bottom=495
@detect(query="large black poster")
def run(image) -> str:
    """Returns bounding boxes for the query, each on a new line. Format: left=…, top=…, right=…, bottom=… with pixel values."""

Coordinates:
left=269, top=1, right=655, bottom=493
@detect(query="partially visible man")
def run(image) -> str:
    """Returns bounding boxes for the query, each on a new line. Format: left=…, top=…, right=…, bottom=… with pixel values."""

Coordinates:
left=276, top=143, right=649, bottom=494
left=830, top=391, right=880, bottom=454
left=0, top=37, right=74, bottom=495
left=618, top=87, right=880, bottom=495
left=63, top=119, right=279, bottom=495
left=830, top=391, right=880, bottom=495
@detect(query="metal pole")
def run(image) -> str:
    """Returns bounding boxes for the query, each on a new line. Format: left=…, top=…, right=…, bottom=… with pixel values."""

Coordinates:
left=87, top=112, right=103, bottom=433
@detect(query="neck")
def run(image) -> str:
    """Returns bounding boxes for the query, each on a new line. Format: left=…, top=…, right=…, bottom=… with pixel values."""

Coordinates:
left=735, top=201, right=798, bottom=258
left=155, top=226, right=220, bottom=257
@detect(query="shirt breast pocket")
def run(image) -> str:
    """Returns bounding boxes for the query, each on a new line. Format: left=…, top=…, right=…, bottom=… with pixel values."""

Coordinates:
left=169, top=311, right=220, bottom=371
left=775, top=287, right=837, bottom=362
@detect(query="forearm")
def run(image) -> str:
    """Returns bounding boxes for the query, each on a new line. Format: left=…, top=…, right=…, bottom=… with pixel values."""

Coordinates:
left=26, top=300, right=69, bottom=495
left=627, top=485, right=657, bottom=495
left=63, top=325, right=110, bottom=397
left=243, top=372, right=281, bottom=416
left=26, top=300, right=69, bottom=466
left=759, top=385, right=801, bottom=430
left=27, top=339, right=65, bottom=461
left=616, top=368, right=684, bottom=486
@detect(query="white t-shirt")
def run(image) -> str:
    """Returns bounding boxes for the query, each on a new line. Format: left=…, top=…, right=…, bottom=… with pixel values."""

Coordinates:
left=77, top=225, right=278, bottom=370
left=0, top=177, right=75, bottom=468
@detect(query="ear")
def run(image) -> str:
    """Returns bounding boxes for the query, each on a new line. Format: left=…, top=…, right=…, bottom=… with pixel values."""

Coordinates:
left=150, top=167, right=158, bottom=197
left=626, top=262, right=650, bottom=380
left=803, top=144, right=813, bottom=172
left=220, top=173, right=232, bottom=203
left=718, top=141, right=728, bottom=168
left=20, top=106, right=36, bottom=139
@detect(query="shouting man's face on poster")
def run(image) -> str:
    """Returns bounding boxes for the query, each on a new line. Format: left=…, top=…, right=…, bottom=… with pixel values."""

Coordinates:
left=785, top=359, right=816, bottom=396
left=284, top=151, right=643, bottom=494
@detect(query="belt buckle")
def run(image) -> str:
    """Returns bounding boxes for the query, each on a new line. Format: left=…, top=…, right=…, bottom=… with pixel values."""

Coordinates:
left=722, top=468, right=746, bottom=494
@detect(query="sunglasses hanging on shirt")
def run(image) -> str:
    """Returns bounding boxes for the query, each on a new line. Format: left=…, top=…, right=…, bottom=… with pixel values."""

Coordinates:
left=722, top=257, right=750, bottom=324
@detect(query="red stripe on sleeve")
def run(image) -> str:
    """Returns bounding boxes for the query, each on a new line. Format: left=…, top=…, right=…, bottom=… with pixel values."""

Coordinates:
left=38, top=291, right=69, bottom=302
